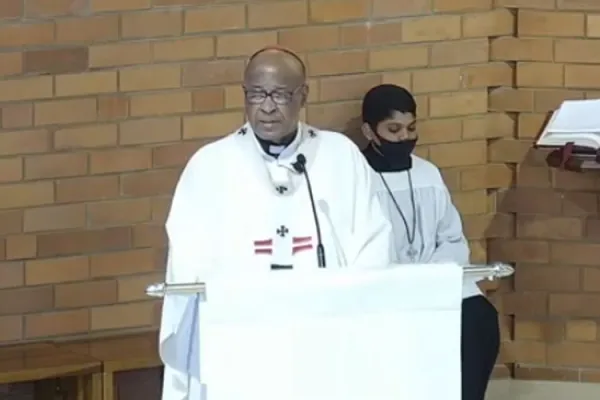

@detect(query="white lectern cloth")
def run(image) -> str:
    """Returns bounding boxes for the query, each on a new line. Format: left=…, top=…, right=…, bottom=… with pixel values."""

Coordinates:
left=199, top=264, right=462, bottom=400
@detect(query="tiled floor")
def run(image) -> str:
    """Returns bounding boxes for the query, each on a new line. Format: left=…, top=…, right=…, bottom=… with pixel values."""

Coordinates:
left=487, top=380, right=600, bottom=399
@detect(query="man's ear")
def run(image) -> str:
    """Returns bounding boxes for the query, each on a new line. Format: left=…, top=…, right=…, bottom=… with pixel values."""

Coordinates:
left=300, top=84, right=309, bottom=107
left=361, top=122, right=378, bottom=143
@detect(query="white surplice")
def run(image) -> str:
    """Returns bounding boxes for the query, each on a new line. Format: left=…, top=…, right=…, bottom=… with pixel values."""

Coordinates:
left=373, top=155, right=480, bottom=298
left=159, top=122, right=393, bottom=400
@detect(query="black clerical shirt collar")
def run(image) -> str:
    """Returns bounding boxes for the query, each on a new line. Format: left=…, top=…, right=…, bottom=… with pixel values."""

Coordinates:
left=255, top=130, right=298, bottom=159
left=362, top=143, right=413, bottom=172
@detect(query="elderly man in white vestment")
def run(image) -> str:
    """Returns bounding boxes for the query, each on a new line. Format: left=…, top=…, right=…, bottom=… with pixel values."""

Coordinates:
left=159, top=46, right=394, bottom=399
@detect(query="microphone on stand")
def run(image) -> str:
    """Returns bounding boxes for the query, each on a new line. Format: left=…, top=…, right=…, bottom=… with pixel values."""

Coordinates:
left=292, top=153, right=326, bottom=268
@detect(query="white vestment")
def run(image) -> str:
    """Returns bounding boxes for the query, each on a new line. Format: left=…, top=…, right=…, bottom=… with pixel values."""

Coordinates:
left=159, top=122, right=393, bottom=400
left=373, top=155, right=480, bottom=298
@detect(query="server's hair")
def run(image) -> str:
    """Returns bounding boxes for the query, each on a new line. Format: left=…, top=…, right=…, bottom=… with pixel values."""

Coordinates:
left=361, top=84, right=417, bottom=131
left=246, top=46, right=306, bottom=78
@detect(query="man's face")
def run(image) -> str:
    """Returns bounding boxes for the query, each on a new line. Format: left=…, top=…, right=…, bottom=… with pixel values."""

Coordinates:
left=243, top=64, right=307, bottom=142
left=364, top=111, right=417, bottom=144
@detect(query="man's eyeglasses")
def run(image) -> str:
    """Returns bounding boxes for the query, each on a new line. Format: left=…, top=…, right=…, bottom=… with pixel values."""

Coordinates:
left=243, top=86, right=303, bottom=105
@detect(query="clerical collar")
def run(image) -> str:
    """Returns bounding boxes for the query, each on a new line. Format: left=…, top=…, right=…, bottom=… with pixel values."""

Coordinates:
left=362, top=143, right=413, bottom=172
left=255, top=130, right=298, bottom=158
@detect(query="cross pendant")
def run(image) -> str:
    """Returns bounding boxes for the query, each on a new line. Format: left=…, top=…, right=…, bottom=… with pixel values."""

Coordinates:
left=407, top=246, right=418, bottom=261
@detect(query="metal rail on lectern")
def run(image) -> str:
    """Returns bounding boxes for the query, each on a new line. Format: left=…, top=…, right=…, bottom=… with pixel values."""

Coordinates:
left=145, top=262, right=514, bottom=298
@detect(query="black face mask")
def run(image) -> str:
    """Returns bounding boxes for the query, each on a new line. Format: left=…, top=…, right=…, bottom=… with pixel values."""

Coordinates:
left=375, top=138, right=417, bottom=170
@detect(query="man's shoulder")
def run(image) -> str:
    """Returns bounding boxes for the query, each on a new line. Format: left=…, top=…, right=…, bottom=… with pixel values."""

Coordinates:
left=186, top=134, right=237, bottom=169
left=411, top=155, right=445, bottom=186
left=315, top=128, right=359, bottom=149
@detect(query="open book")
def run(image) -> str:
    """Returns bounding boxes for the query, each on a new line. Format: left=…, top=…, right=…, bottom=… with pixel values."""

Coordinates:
left=536, top=99, right=600, bottom=151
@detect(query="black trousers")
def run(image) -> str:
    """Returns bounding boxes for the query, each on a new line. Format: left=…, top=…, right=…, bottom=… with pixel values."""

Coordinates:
left=461, top=295, right=500, bottom=400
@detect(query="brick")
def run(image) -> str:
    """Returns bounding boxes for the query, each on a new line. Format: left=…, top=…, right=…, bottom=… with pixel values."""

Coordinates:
left=519, top=10, right=585, bottom=36
left=119, top=64, right=181, bottom=92
left=54, top=124, right=118, bottom=150
left=185, top=5, right=246, bottom=33
left=462, top=9, right=515, bottom=38
left=461, top=164, right=513, bottom=190
left=369, top=22, right=407, bottom=45
left=371, top=0, right=431, bottom=17
left=381, top=71, right=412, bottom=90
left=37, top=227, right=131, bottom=258
left=555, top=39, right=600, bottom=64
left=91, top=302, right=154, bottom=331
left=0, top=22, right=54, bottom=48
left=489, top=239, right=550, bottom=263
left=587, top=15, right=600, bottom=37
left=565, top=65, right=600, bottom=88
left=182, top=60, right=245, bottom=87
left=25, top=153, right=87, bottom=180
left=309, top=0, right=367, bottom=23
left=118, top=273, right=164, bottom=302
left=121, top=169, right=180, bottom=197
left=192, top=87, right=225, bottom=112
left=553, top=169, right=598, bottom=191
left=217, top=32, right=278, bottom=57
left=497, top=188, right=562, bottom=214
left=56, top=15, right=119, bottom=43
left=130, top=91, right=192, bottom=117
left=55, top=280, right=117, bottom=308
left=429, top=140, right=487, bottom=167
left=0, top=210, right=23, bottom=235
left=2, top=103, right=33, bottom=129
left=517, top=113, right=547, bottom=139
left=248, top=0, right=307, bottom=27
left=153, top=141, right=204, bottom=168
left=339, top=25, right=367, bottom=47
left=462, top=113, right=515, bottom=140
left=503, top=292, right=548, bottom=316
left=462, top=213, right=514, bottom=239
left=55, top=71, right=117, bottom=97
left=152, top=37, right=214, bottom=62
left=35, top=98, right=96, bottom=126
left=0, top=76, right=53, bottom=102
left=496, top=0, right=554, bottom=7
left=557, top=0, right=600, bottom=10
left=278, top=26, right=339, bottom=52
left=25, top=0, right=86, bottom=17
left=224, top=85, right=245, bottom=109
left=0, top=0, right=22, bottom=19
left=98, top=95, right=129, bottom=120
left=89, top=42, right=152, bottom=68
left=488, top=139, right=531, bottom=163
left=0, top=262, right=23, bottom=288
left=90, top=0, right=150, bottom=12
left=5, top=235, right=35, bottom=261
left=460, top=63, right=513, bottom=88
left=0, top=182, right=54, bottom=210
left=183, top=112, right=244, bottom=139
left=56, top=176, right=119, bottom=203
left=90, top=148, right=151, bottom=174
left=24, top=47, right=88, bottom=75
left=121, top=10, right=182, bottom=39
left=583, top=269, right=600, bottom=292
left=25, top=309, right=89, bottom=339
left=0, top=158, right=22, bottom=183
left=152, top=198, right=172, bottom=223
left=566, top=320, right=597, bottom=341
left=0, top=315, right=22, bottom=341
left=119, top=117, right=181, bottom=145
left=0, top=52, right=22, bottom=77
left=133, top=224, right=166, bottom=248
left=517, top=165, right=552, bottom=188
left=369, top=47, right=428, bottom=71
left=319, top=74, right=381, bottom=102
left=418, top=118, right=462, bottom=144
left=433, top=0, right=492, bottom=11
left=550, top=294, right=600, bottom=318
left=562, top=192, right=598, bottom=217
left=306, top=101, right=361, bottom=132
left=517, top=62, right=564, bottom=88
left=534, top=89, right=584, bottom=113
left=429, top=91, right=488, bottom=117
left=552, top=243, right=600, bottom=266
left=402, top=15, right=461, bottom=43
left=491, top=37, right=554, bottom=61
left=24, top=204, right=86, bottom=233
left=431, top=39, right=489, bottom=66
left=489, top=88, right=534, bottom=112
left=518, top=215, right=583, bottom=239
left=412, top=67, right=461, bottom=93
left=451, top=190, right=489, bottom=215
left=90, top=248, right=156, bottom=278
left=0, top=286, right=53, bottom=315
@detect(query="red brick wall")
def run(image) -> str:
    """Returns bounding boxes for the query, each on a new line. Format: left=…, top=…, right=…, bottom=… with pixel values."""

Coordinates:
left=1, top=0, right=596, bottom=385
left=488, top=1, right=600, bottom=382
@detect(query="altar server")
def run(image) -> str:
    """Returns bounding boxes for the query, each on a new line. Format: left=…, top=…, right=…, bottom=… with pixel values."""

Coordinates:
left=361, top=84, right=500, bottom=400
left=159, top=47, right=393, bottom=399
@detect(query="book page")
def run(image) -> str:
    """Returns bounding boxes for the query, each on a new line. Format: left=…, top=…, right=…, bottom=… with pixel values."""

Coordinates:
left=547, top=99, right=600, bottom=133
